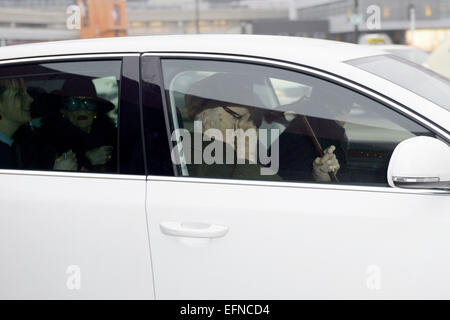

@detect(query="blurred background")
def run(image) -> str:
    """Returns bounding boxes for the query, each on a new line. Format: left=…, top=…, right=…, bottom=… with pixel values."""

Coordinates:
left=0, top=0, right=449, bottom=75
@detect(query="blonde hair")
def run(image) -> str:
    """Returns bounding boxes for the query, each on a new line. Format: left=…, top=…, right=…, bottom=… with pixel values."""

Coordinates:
left=0, top=78, right=26, bottom=101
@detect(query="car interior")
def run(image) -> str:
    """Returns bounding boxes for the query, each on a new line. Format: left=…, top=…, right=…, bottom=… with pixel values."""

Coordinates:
left=164, top=65, right=434, bottom=186
left=12, top=67, right=120, bottom=173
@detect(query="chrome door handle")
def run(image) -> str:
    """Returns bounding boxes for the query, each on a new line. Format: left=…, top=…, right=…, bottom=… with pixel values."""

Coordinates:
left=159, top=221, right=229, bottom=239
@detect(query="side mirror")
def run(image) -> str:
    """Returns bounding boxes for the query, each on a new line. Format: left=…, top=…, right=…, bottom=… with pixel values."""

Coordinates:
left=388, top=136, right=450, bottom=190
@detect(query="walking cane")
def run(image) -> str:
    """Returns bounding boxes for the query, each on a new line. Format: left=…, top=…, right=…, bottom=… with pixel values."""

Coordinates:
left=300, top=116, right=339, bottom=183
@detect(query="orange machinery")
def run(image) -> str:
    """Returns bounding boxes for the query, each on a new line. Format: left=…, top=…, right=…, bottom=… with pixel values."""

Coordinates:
left=78, top=0, right=128, bottom=38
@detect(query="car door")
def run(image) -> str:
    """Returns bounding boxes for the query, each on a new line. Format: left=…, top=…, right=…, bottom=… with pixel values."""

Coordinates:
left=0, top=55, right=153, bottom=299
left=142, top=55, right=450, bottom=299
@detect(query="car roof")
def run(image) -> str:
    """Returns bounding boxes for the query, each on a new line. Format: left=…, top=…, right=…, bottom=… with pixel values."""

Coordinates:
left=0, top=34, right=382, bottom=67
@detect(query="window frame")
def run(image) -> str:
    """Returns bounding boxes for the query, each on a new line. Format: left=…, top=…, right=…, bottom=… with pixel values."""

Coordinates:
left=144, top=52, right=449, bottom=195
left=140, top=55, right=177, bottom=178
left=0, top=53, right=146, bottom=177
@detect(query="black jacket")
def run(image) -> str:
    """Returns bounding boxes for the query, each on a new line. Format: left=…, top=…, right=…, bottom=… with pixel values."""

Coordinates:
left=271, top=116, right=348, bottom=182
left=0, top=141, right=15, bottom=169
left=47, top=115, right=117, bottom=172
left=15, top=115, right=117, bottom=173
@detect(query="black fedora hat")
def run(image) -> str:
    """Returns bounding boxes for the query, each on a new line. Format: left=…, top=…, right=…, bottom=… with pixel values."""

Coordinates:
left=58, top=76, right=115, bottom=113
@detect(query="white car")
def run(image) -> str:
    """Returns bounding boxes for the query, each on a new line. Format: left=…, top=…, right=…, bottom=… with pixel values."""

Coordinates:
left=0, top=35, right=449, bottom=299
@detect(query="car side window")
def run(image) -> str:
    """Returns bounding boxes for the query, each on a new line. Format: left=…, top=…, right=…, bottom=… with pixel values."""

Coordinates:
left=0, top=60, right=122, bottom=174
left=160, top=59, right=434, bottom=186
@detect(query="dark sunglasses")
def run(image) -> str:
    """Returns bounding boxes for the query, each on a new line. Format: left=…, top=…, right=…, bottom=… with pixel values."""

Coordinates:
left=222, top=105, right=263, bottom=127
left=222, top=106, right=244, bottom=119
left=63, top=96, right=98, bottom=112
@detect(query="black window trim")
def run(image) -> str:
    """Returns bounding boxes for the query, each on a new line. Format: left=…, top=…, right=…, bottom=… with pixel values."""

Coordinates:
left=120, top=55, right=147, bottom=175
left=0, top=53, right=147, bottom=178
left=140, top=55, right=177, bottom=177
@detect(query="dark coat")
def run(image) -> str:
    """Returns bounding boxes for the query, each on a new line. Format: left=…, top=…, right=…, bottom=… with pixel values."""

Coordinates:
left=46, top=115, right=117, bottom=172
left=15, top=115, right=117, bottom=173
left=0, top=141, right=15, bottom=169
left=14, top=123, right=57, bottom=170
left=186, top=134, right=280, bottom=181
left=271, top=116, right=348, bottom=182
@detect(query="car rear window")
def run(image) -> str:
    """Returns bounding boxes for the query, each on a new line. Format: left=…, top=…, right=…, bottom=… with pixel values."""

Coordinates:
left=346, top=54, right=450, bottom=111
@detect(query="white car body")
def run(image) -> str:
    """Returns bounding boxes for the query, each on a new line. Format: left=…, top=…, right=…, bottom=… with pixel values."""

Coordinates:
left=0, top=35, right=449, bottom=299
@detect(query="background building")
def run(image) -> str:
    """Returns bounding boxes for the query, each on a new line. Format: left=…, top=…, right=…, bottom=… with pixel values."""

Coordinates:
left=296, top=0, right=450, bottom=51
left=0, top=0, right=449, bottom=52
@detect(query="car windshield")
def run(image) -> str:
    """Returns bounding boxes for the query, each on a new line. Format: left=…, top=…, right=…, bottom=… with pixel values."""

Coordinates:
left=346, top=54, right=450, bottom=111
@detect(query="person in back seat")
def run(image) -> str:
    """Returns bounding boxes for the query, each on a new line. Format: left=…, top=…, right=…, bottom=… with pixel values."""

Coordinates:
left=0, top=78, right=33, bottom=169
left=0, top=77, right=78, bottom=171
left=42, top=76, right=117, bottom=172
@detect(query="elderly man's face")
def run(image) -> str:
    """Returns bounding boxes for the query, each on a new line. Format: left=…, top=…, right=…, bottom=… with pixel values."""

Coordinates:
left=201, top=105, right=257, bottom=133
left=200, top=105, right=259, bottom=162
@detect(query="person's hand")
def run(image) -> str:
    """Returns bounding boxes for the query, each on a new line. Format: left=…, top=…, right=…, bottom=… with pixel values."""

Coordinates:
left=85, top=146, right=113, bottom=166
left=312, top=145, right=340, bottom=182
left=53, top=151, right=78, bottom=171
